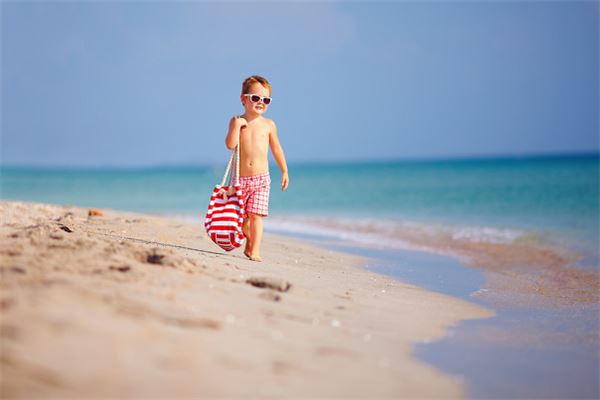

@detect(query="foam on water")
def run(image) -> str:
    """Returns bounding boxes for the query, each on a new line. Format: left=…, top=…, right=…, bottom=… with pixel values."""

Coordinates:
left=450, top=226, right=524, bottom=244
left=264, top=214, right=531, bottom=258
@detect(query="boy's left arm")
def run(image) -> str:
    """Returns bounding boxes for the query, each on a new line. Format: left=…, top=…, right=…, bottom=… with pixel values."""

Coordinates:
left=269, top=120, right=289, bottom=191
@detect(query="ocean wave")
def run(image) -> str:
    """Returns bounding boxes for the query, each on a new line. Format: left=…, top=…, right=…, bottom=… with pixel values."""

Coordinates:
left=263, top=217, right=433, bottom=254
left=264, top=215, right=590, bottom=274
left=450, top=226, right=524, bottom=244
left=264, top=215, right=527, bottom=250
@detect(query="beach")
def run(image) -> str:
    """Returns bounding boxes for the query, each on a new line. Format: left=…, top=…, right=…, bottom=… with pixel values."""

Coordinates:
left=0, top=200, right=493, bottom=398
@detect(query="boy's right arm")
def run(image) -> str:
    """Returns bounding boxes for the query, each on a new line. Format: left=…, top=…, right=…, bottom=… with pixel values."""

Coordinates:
left=225, top=116, right=247, bottom=150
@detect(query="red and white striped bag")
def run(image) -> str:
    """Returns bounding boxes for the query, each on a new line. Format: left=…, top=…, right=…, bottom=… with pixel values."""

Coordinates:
left=204, top=143, right=245, bottom=251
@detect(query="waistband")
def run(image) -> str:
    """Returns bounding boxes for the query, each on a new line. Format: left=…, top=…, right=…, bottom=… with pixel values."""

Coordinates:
left=239, top=172, right=270, bottom=181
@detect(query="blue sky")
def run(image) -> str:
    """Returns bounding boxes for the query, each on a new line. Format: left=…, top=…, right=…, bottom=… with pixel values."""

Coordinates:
left=2, top=1, right=598, bottom=167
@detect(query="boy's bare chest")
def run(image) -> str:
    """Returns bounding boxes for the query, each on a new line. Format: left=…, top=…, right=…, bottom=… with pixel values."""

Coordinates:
left=241, top=125, right=269, bottom=146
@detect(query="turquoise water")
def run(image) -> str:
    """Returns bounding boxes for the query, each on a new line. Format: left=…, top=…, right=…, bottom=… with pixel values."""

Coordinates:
left=2, top=153, right=598, bottom=262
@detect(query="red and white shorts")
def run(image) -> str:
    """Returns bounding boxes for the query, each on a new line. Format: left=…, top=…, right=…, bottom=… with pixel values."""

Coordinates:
left=239, top=172, right=271, bottom=217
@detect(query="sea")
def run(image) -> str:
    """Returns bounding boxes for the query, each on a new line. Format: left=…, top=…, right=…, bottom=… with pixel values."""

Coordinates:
left=2, top=153, right=599, bottom=398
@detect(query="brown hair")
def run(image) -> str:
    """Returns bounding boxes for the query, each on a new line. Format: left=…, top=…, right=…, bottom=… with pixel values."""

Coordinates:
left=241, top=75, right=272, bottom=95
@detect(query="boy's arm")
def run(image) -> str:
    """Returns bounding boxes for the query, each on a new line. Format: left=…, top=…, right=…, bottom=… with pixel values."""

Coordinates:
left=268, top=120, right=289, bottom=191
left=225, top=116, right=247, bottom=150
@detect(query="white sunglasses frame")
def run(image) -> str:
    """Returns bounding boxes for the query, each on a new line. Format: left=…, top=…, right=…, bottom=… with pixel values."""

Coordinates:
left=243, top=93, right=272, bottom=104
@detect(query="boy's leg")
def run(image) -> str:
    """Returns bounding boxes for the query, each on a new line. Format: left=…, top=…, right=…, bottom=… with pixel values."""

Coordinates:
left=248, top=212, right=263, bottom=262
left=243, top=215, right=252, bottom=257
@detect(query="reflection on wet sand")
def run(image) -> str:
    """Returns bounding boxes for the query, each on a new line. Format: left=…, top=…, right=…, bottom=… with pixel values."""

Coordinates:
left=271, top=216, right=600, bottom=399
left=269, top=216, right=600, bottom=310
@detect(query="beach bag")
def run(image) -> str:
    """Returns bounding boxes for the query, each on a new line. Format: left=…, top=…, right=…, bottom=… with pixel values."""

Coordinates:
left=204, top=142, right=245, bottom=251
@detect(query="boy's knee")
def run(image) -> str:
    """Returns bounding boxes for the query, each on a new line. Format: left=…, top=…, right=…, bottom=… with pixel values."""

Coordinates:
left=247, top=212, right=262, bottom=221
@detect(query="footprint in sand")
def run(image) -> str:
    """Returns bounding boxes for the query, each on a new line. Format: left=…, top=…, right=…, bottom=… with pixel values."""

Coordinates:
left=49, top=232, right=64, bottom=240
left=109, top=265, right=131, bottom=273
left=146, top=253, right=165, bottom=264
left=54, top=211, right=74, bottom=222
left=1, top=248, right=22, bottom=257
left=137, top=248, right=168, bottom=265
left=246, top=276, right=291, bottom=292
left=0, top=324, right=19, bottom=340
left=0, top=297, right=16, bottom=311
left=115, top=300, right=221, bottom=331
left=259, top=291, right=282, bottom=302
left=0, top=266, right=26, bottom=275
left=57, top=224, right=73, bottom=233
left=315, top=346, right=359, bottom=359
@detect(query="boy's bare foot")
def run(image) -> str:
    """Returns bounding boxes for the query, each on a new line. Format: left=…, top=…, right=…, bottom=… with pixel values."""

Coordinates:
left=248, top=254, right=262, bottom=262
left=243, top=250, right=261, bottom=262
left=244, top=241, right=251, bottom=259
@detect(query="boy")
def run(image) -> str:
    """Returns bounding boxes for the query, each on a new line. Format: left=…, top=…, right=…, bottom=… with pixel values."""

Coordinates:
left=225, top=75, right=289, bottom=262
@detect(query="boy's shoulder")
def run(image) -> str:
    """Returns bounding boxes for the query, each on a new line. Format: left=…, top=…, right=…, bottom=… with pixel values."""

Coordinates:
left=260, top=117, right=277, bottom=130
left=261, top=116, right=276, bottom=125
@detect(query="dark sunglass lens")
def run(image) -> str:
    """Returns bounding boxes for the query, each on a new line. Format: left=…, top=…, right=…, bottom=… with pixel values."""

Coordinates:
left=251, top=95, right=261, bottom=102
left=263, top=97, right=271, bottom=105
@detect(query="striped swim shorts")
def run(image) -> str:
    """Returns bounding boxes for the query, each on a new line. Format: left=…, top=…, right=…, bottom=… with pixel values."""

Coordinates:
left=239, top=172, right=271, bottom=217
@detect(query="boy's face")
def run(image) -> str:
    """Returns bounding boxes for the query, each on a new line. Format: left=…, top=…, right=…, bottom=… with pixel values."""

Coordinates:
left=241, top=83, right=271, bottom=116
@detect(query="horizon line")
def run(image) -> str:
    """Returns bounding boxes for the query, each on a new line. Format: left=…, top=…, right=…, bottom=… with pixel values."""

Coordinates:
left=1, top=150, right=598, bottom=171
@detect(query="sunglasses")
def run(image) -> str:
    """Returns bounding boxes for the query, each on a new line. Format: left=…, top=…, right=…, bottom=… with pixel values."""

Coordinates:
left=243, top=94, right=272, bottom=105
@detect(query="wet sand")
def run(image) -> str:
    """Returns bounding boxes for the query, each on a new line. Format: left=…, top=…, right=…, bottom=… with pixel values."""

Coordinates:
left=298, top=230, right=599, bottom=398
left=270, top=216, right=600, bottom=309
left=0, top=201, right=492, bottom=398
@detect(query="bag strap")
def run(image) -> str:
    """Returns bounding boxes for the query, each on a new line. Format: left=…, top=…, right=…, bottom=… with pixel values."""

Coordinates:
left=219, top=117, right=242, bottom=187
left=234, top=132, right=240, bottom=186
left=220, top=151, right=235, bottom=187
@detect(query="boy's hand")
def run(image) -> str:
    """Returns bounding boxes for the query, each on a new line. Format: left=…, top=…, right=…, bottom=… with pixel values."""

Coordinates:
left=233, top=115, right=248, bottom=129
left=281, top=172, right=289, bottom=191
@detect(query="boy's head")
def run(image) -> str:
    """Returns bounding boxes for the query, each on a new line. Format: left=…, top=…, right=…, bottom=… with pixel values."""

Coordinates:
left=240, top=75, right=272, bottom=116
left=241, top=75, right=272, bottom=96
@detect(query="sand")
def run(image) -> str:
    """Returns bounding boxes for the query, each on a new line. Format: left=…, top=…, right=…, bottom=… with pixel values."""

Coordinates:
left=0, top=201, right=493, bottom=399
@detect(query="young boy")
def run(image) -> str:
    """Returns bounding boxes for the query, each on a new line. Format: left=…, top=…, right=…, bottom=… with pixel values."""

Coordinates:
left=225, top=75, right=289, bottom=262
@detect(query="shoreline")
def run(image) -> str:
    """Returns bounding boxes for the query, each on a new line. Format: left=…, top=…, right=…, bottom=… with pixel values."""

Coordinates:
left=283, top=231, right=599, bottom=398
left=1, top=201, right=493, bottom=398
left=263, top=214, right=600, bottom=310
left=333, top=244, right=599, bottom=398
